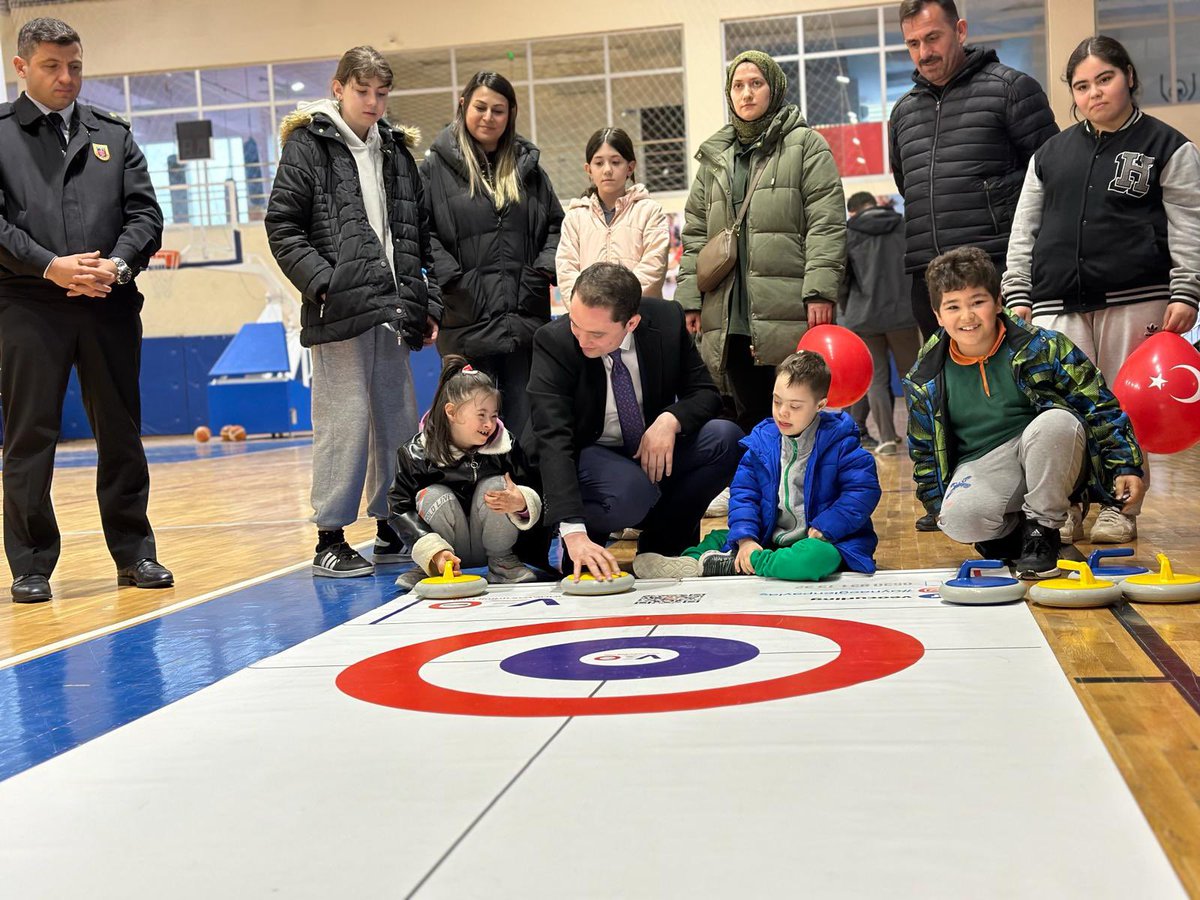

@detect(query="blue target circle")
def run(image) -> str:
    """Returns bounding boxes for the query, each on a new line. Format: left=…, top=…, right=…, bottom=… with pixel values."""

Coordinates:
left=499, top=636, right=759, bottom=681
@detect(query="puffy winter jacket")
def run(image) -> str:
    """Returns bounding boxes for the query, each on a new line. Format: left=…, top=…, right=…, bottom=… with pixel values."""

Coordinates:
left=842, top=206, right=917, bottom=335
left=387, top=423, right=542, bottom=575
left=674, top=106, right=847, bottom=375
left=266, top=109, right=440, bottom=348
left=725, top=411, right=880, bottom=574
left=888, top=46, right=1058, bottom=272
left=903, top=312, right=1143, bottom=515
left=555, top=183, right=670, bottom=303
left=420, top=126, right=564, bottom=358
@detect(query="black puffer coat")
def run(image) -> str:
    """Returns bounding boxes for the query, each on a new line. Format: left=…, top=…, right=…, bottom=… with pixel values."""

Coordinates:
left=420, top=126, right=563, bottom=358
left=888, top=47, right=1058, bottom=272
left=266, top=109, right=441, bottom=348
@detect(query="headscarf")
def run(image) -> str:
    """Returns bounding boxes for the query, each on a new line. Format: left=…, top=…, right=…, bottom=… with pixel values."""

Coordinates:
left=725, top=50, right=788, bottom=145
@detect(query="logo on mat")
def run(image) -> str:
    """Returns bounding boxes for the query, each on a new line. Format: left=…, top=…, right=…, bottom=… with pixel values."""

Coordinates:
left=1109, top=151, right=1155, bottom=198
left=92, top=143, right=110, bottom=162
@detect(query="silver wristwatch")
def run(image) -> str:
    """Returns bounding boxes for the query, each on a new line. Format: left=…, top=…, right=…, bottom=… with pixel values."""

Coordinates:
left=110, top=257, right=133, bottom=285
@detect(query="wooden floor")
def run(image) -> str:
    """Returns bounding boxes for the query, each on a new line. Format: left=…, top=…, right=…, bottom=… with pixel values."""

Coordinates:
left=2, top=434, right=1199, bottom=892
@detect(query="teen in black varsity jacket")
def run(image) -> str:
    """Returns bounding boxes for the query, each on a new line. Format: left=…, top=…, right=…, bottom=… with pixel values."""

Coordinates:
left=1001, top=35, right=1200, bottom=546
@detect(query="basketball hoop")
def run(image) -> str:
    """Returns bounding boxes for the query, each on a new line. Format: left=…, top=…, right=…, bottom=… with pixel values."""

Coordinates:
left=142, top=249, right=181, bottom=298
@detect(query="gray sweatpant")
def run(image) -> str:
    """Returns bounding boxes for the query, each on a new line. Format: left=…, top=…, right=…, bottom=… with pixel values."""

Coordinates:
left=310, top=326, right=419, bottom=529
left=1033, top=302, right=1165, bottom=515
left=863, top=329, right=922, bottom=442
left=417, top=476, right=519, bottom=568
left=938, top=408, right=1086, bottom=543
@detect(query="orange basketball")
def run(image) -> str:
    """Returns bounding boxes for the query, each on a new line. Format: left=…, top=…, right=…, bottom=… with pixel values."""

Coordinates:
left=229, top=425, right=247, bottom=442
left=219, top=425, right=234, bottom=441
left=194, top=426, right=211, bottom=443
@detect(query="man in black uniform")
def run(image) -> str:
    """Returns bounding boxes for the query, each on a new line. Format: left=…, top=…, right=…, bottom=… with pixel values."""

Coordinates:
left=0, top=17, right=171, bottom=602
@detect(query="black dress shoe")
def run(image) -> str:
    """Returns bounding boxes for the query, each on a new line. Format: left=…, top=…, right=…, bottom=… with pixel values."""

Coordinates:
left=12, top=574, right=52, bottom=603
left=915, top=513, right=939, bottom=532
left=117, top=558, right=174, bottom=588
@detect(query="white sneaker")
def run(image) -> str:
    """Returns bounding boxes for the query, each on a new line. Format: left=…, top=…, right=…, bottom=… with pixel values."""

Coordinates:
left=1089, top=506, right=1137, bottom=544
left=632, top=553, right=700, bottom=579
left=705, top=487, right=730, bottom=518
left=1060, top=502, right=1087, bottom=544
left=874, top=440, right=899, bottom=456
left=487, top=554, right=538, bottom=584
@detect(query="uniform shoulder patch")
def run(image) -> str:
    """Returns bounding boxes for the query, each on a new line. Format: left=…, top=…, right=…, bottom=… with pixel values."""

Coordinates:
left=91, top=107, right=132, bottom=129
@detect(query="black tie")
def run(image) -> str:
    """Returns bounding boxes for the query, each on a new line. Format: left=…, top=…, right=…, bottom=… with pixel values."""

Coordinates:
left=46, top=112, right=67, bottom=153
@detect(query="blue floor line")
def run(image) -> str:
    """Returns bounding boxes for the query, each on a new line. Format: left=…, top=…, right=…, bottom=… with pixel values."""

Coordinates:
left=0, top=562, right=404, bottom=783
left=0, top=437, right=313, bottom=471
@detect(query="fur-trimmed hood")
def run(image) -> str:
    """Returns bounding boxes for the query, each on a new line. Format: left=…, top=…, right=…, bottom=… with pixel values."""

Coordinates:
left=279, top=99, right=420, bottom=149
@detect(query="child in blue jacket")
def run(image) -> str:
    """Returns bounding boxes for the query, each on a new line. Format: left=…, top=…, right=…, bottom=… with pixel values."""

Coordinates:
left=633, top=351, right=881, bottom=580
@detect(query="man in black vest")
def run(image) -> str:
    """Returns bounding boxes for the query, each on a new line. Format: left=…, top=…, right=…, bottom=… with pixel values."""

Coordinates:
left=888, top=0, right=1058, bottom=531
left=0, top=18, right=170, bottom=602
left=526, top=263, right=743, bottom=580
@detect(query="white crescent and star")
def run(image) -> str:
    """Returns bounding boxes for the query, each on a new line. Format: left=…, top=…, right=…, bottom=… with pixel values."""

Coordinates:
left=1168, top=364, right=1200, bottom=404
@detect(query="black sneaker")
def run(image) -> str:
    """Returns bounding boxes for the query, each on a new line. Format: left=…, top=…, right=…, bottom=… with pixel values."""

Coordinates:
left=699, top=550, right=737, bottom=577
left=1014, top=520, right=1061, bottom=581
left=974, top=526, right=1025, bottom=564
left=373, top=520, right=410, bottom=564
left=313, top=541, right=375, bottom=578
left=915, top=513, right=939, bottom=532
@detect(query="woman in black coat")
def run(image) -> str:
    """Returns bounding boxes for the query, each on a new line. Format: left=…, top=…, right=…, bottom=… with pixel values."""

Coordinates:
left=266, top=46, right=440, bottom=578
left=420, top=70, right=564, bottom=436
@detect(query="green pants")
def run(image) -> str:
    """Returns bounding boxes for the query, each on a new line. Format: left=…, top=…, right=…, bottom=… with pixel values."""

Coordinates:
left=683, top=528, right=842, bottom=582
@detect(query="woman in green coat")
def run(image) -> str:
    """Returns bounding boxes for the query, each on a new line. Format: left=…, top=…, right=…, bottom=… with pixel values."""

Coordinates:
left=675, top=50, right=846, bottom=430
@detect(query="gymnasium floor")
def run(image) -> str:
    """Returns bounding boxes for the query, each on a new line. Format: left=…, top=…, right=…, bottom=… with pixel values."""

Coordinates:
left=2, top=435, right=1199, bottom=897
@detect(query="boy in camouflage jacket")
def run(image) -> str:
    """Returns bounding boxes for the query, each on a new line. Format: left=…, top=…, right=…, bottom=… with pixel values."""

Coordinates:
left=903, top=248, right=1143, bottom=580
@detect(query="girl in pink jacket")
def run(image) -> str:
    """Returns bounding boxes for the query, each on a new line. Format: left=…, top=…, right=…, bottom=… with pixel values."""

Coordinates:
left=555, top=127, right=670, bottom=304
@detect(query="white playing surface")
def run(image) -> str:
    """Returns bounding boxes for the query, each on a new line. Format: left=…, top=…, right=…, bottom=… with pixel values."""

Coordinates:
left=0, top=570, right=1184, bottom=898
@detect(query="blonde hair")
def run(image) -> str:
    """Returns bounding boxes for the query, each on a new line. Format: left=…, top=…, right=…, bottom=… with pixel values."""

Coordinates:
left=455, top=71, right=522, bottom=210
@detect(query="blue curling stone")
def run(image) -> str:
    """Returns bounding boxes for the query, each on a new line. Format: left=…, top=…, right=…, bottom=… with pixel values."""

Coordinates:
left=1068, top=548, right=1149, bottom=583
left=939, top=560, right=1028, bottom=605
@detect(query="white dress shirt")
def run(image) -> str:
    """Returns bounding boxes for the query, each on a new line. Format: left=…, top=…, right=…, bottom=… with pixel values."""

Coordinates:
left=26, top=94, right=75, bottom=148
left=597, top=329, right=644, bottom=448
left=561, top=330, right=645, bottom=538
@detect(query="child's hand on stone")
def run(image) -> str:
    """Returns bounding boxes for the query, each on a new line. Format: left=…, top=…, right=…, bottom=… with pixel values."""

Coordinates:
left=431, top=549, right=462, bottom=577
left=735, top=539, right=762, bottom=574
left=484, top=473, right=528, bottom=515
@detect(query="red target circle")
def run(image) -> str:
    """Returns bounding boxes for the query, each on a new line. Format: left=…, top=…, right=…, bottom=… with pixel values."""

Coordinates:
left=336, top=614, right=924, bottom=716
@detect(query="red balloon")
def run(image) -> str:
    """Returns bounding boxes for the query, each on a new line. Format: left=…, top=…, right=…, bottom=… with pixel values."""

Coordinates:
left=796, top=325, right=873, bottom=408
left=1112, top=331, right=1200, bottom=454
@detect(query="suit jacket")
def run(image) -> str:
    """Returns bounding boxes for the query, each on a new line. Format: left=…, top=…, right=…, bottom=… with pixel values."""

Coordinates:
left=526, top=297, right=721, bottom=528
left=0, top=93, right=162, bottom=309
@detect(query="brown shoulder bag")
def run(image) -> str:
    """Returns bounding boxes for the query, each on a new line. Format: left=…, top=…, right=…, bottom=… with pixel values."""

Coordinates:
left=695, top=160, right=769, bottom=294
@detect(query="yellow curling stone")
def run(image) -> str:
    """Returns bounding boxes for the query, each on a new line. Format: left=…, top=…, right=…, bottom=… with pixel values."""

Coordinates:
left=1121, top=553, right=1200, bottom=604
left=414, top=562, right=488, bottom=599
left=560, top=572, right=636, bottom=596
left=1029, top=559, right=1122, bottom=608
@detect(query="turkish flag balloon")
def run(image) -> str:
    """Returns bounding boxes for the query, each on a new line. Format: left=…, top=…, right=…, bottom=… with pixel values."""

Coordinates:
left=797, top=325, right=873, bottom=408
left=1112, top=331, right=1200, bottom=454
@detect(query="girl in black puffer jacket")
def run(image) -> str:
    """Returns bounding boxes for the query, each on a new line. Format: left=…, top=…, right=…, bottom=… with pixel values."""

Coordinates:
left=420, top=71, right=563, bottom=437
left=388, top=356, right=543, bottom=587
left=266, top=46, right=441, bottom=578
